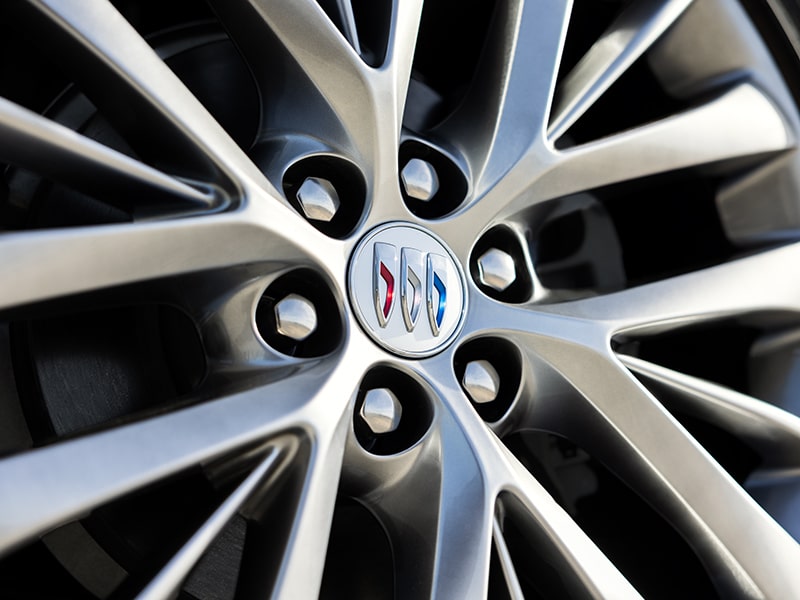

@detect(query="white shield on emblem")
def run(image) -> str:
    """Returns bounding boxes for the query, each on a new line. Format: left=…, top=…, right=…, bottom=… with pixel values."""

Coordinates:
left=400, top=248, right=424, bottom=332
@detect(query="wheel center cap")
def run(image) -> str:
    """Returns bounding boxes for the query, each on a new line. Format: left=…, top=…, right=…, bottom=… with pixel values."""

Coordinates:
left=349, top=223, right=467, bottom=357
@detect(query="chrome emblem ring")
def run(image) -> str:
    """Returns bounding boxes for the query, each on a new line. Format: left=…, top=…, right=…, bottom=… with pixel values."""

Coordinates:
left=349, top=223, right=467, bottom=357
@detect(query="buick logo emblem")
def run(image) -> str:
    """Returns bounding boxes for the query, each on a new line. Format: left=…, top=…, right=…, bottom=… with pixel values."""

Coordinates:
left=373, top=244, right=447, bottom=336
left=349, top=223, right=466, bottom=358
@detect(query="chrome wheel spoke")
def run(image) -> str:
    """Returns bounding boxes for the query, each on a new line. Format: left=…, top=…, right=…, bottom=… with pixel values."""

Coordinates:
left=424, top=423, right=494, bottom=599
left=270, top=412, right=351, bottom=598
left=530, top=341, right=800, bottom=597
left=620, top=355, right=800, bottom=472
left=418, top=358, right=641, bottom=597
left=548, top=0, right=694, bottom=141
left=0, top=362, right=338, bottom=556
left=496, top=442, right=644, bottom=598
left=333, top=0, right=361, bottom=52
left=370, top=418, right=494, bottom=598
left=545, top=82, right=793, bottom=197
left=544, top=241, right=800, bottom=335
left=439, top=0, right=572, bottom=196
left=0, top=210, right=315, bottom=311
left=138, top=448, right=283, bottom=600
left=0, top=97, right=215, bottom=210
left=211, top=0, right=373, bottom=156
left=448, top=80, right=793, bottom=248
left=19, top=0, right=262, bottom=184
left=383, top=0, right=424, bottom=139
left=491, top=517, right=525, bottom=600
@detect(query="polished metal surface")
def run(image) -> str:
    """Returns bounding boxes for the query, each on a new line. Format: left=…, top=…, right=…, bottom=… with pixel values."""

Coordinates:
left=401, top=158, right=439, bottom=201
left=296, top=176, right=341, bottom=221
left=477, top=248, right=517, bottom=292
left=1, top=0, right=800, bottom=598
left=462, top=360, right=501, bottom=404
left=359, top=388, right=403, bottom=434
left=274, top=294, right=318, bottom=341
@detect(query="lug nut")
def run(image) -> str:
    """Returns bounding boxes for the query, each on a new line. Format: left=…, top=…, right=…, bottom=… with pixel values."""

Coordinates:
left=462, top=360, right=500, bottom=404
left=401, top=158, right=439, bottom=202
left=360, top=388, right=402, bottom=434
left=274, top=293, right=317, bottom=341
left=296, top=176, right=340, bottom=221
left=477, top=248, right=516, bottom=292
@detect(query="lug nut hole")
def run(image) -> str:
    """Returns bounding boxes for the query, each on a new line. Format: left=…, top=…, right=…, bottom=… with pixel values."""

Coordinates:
left=399, top=140, right=467, bottom=219
left=471, top=226, right=534, bottom=303
left=283, top=155, right=366, bottom=239
left=455, top=338, right=522, bottom=423
left=255, top=269, right=343, bottom=357
left=354, top=367, right=433, bottom=455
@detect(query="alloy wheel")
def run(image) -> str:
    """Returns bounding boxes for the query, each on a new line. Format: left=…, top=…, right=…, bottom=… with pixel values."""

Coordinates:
left=2, top=0, right=800, bottom=598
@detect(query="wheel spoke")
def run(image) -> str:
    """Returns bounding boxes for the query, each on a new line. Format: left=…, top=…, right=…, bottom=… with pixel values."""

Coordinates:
left=333, top=0, right=361, bottom=53
left=620, top=354, right=800, bottom=472
left=543, top=82, right=793, bottom=198
left=438, top=0, right=572, bottom=195
left=548, top=0, right=694, bottom=141
left=18, top=0, right=263, bottom=184
left=209, top=0, right=374, bottom=158
left=137, top=447, right=283, bottom=600
left=0, top=361, right=338, bottom=556
left=407, top=357, right=639, bottom=598
left=442, top=81, right=793, bottom=251
left=492, top=517, right=525, bottom=600
left=529, top=340, right=800, bottom=597
left=268, top=409, right=350, bottom=599
left=383, top=0, right=424, bottom=139
left=0, top=96, right=215, bottom=210
left=716, top=152, right=800, bottom=247
left=541, top=241, right=800, bottom=335
left=493, top=440, right=643, bottom=598
left=370, top=418, right=494, bottom=599
left=0, top=206, right=318, bottom=311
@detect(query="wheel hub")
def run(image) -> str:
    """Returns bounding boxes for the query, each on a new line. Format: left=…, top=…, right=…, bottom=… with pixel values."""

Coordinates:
left=348, top=222, right=467, bottom=357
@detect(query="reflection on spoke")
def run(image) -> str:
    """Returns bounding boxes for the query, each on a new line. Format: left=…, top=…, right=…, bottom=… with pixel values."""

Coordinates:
left=0, top=357, right=343, bottom=556
left=0, top=210, right=311, bottom=311
left=439, top=0, right=572, bottom=196
left=21, top=0, right=261, bottom=183
left=545, top=83, right=792, bottom=198
left=138, top=447, right=283, bottom=600
left=529, top=339, right=800, bottom=597
left=542, top=241, right=800, bottom=335
left=548, top=0, right=694, bottom=141
left=621, top=354, right=800, bottom=471
left=0, top=97, right=215, bottom=209
left=492, top=517, right=525, bottom=600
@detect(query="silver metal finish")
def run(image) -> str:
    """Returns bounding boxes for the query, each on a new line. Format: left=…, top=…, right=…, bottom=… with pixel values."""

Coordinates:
left=274, top=294, right=318, bottom=340
left=349, top=223, right=467, bottom=357
left=462, top=360, right=501, bottom=404
left=1, top=0, right=800, bottom=598
left=359, top=388, right=403, bottom=434
left=477, top=248, right=517, bottom=292
left=296, top=176, right=340, bottom=221
left=548, top=0, right=694, bottom=140
left=138, top=447, right=282, bottom=600
left=401, top=158, right=439, bottom=201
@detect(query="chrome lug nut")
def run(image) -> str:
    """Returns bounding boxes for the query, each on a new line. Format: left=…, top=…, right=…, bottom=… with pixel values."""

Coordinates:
left=401, top=158, right=439, bottom=201
left=462, top=360, right=500, bottom=404
left=274, top=294, right=317, bottom=341
left=296, top=176, right=340, bottom=221
left=360, top=388, right=402, bottom=434
left=477, top=248, right=516, bottom=292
